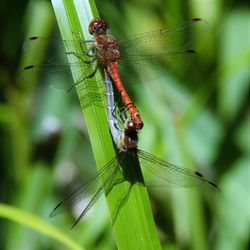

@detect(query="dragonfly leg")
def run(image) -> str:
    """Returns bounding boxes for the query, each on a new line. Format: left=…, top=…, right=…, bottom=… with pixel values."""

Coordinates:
left=118, top=105, right=128, bottom=123
left=83, top=45, right=95, bottom=56
left=72, top=31, right=94, bottom=42
left=66, top=49, right=96, bottom=66
left=66, top=51, right=85, bottom=59
left=114, top=104, right=127, bottom=127
left=89, top=50, right=97, bottom=65
left=81, top=39, right=95, bottom=43
left=66, top=63, right=98, bottom=92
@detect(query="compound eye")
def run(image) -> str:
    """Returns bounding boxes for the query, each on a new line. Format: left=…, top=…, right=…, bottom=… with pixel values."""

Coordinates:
left=88, top=19, right=109, bottom=35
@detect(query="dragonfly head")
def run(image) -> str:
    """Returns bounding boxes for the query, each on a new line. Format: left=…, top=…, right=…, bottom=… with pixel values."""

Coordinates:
left=130, top=113, right=144, bottom=130
left=89, top=19, right=109, bottom=36
left=120, top=119, right=138, bottom=151
left=114, top=118, right=138, bottom=152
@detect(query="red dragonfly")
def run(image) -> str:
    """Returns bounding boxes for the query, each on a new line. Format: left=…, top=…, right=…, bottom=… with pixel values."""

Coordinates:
left=20, top=18, right=208, bottom=130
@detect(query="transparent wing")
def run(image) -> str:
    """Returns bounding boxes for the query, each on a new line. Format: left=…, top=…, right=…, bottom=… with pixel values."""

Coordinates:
left=117, top=18, right=208, bottom=81
left=19, top=63, right=78, bottom=89
left=50, top=153, right=124, bottom=228
left=19, top=36, right=95, bottom=89
left=138, top=149, right=219, bottom=192
left=118, top=50, right=197, bottom=82
left=119, top=18, right=209, bottom=55
left=23, top=36, right=89, bottom=63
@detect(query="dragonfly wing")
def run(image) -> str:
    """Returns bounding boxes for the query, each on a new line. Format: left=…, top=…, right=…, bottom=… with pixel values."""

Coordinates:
left=119, top=18, right=209, bottom=56
left=18, top=61, right=97, bottom=89
left=23, top=36, right=89, bottom=63
left=50, top=153, right=124, bottom=226
left=19, top=63, right=71, bottom=89
left=137, top=149, right=219, bottom=192
left=117, top=18, right=208, bottom=82
left=20, top=36, right=96, bottom=90
left=118, top=50, right=197, bottom=82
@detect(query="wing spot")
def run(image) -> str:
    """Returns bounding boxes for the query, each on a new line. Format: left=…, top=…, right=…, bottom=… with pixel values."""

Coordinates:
left=208, top=181, right=218, bottom=188
left=24, top=65, right=34, bottom=70
left=186, top=49, right=196, bottom=53
left=192, top=18, right=202, bottom=22
left=195, top=171, right=203, bottom=177
left=29, top=36, right=38, bottom=40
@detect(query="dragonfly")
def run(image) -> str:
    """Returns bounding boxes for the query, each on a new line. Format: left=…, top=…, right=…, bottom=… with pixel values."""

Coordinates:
left=21, top=18, right=209, bottom=130
left=50, top=73, right=219, bottom=229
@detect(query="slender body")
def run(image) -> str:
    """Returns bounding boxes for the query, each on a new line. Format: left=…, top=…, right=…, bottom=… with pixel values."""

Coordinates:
left=89, top=19, right=143, bottom=130
left=104, top=71, right=121, bottom=142
left=104, top=73, right=138, bottom=151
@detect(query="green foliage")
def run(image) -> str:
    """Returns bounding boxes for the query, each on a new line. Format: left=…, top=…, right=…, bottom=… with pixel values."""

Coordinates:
left=0, top=0, right=249, bottom=250
left=0, top=203, right=84, bottom=250
left=51, top=1, right=161, bottom=249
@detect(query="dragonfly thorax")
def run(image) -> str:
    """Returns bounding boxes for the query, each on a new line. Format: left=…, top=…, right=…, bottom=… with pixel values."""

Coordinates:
left=95, top=34, right=120, bottom=64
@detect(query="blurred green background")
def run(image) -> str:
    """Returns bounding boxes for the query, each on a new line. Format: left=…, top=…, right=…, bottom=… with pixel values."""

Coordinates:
left=0, top=0, right=249, bottom=249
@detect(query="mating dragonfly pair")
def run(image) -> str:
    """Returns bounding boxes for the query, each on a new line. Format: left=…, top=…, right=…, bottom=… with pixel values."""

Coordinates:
left=21, top=18, right=219, bottom=228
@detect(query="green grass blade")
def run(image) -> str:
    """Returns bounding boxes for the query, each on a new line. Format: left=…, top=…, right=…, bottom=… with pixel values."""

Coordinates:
left=0, top=203, right=85, bottom=250
left=51, top=1, right=162, bottom=249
